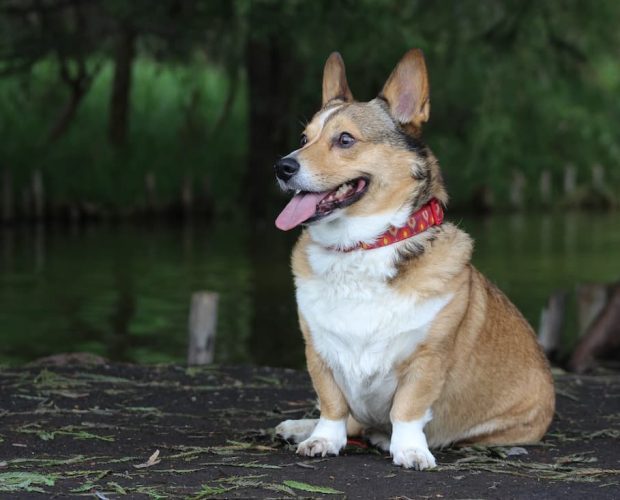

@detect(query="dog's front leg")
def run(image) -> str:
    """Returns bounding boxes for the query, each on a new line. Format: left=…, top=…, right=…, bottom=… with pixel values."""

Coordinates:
left=296, top=341, right=349, bottom=457
left=390, top=352, right=444, bottom=470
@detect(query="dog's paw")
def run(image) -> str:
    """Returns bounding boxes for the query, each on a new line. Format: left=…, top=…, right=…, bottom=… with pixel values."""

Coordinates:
left=276, top=419, right=318, bottom=444
left=296, top=436, right=343, bottom=457
left=366, top=430, right=390, bottom=452
left=391, top=446, right=436, bottom=470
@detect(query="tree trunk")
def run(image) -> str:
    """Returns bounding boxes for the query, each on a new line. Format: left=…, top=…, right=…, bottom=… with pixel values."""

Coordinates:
left=108, top=27, right=136, bottom=148
left=245, top=5, right=297, bottom=219
left=48, top=85, right=88, bottom=143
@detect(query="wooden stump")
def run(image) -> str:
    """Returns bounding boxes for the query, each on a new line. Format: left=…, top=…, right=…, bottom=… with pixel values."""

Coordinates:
left=569, top=283, right=620, bottom=373
left=576, top=283, right=608, bottom=337
left=538, top=291, right=567, bottom=357
left=540, top=282, right=620, bottom=372
left=187, top=292, right=219, bottom=365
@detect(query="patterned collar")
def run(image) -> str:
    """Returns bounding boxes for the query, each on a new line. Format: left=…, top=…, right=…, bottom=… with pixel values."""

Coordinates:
left=336, top=198, right=444, bottom=252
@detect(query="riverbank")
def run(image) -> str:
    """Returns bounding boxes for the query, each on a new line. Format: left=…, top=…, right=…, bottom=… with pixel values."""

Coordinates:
left=0, top=361, right=618, bottom=498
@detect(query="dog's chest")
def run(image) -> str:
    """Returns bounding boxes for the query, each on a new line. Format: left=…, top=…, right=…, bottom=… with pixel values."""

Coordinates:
left=296, top=248, right=451, bottom=427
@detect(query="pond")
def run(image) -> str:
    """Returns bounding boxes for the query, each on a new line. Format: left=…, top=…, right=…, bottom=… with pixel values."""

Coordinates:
left=1, top=211, right=618, bottom=367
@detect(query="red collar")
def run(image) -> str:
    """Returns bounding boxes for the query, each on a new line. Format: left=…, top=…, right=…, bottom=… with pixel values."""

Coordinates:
left=338, top=198, right=444, bottom=252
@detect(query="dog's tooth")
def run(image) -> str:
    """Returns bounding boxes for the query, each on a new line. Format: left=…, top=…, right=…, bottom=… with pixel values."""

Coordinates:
left=336, top=184, right=349, bottom=197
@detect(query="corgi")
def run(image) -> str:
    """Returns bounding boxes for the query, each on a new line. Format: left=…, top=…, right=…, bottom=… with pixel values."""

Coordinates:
left=273, top=49, right=554, bottom=470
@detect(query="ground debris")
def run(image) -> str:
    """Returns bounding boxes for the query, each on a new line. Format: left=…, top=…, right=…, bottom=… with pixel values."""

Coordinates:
left=0, top=364, right=618, bottom=498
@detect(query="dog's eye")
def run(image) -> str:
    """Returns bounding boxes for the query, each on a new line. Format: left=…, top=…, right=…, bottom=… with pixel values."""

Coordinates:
left=337, top=132, right=355, bottom=148
left=300, top=134, right=308, bottom=147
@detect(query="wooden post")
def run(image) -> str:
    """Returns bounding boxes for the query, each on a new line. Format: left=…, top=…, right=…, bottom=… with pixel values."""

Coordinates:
left=181, top=175, right=193, bottom=217
left=509, top=169, right=526, bottom=209
left=538, top=291, right=567, bottom=357
left=563, top=164, right=576, bottom=196
left=539, top=170, right=552, bottom=206
left=145, top=172, right=158, bottom=214
left=1, top=168, right=14, bottom=223
left=187, top=292, right=218, bottom=365
left=591, top=164, right=605, bottom=191
left=32, top=169, right=45, bottom=220
left=576, top=283, right=608, bottom=337
left=202, top=174, right=213, bottom=213
left=21, top=187, right=32, bottom=219
left=569, top=283, right=620, bottom=373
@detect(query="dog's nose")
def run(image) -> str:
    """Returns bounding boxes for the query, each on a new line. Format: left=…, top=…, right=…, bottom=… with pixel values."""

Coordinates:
left=275, top=157, right=300, bottom=182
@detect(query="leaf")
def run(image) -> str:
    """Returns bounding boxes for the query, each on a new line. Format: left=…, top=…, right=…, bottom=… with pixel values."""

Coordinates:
left=134, top=449, right=161, bottom=469
left=283, top=480, right=343, bottom=494
left=0, top=472, right=56, bottom=493
left=70, top=482, right=96, bottom=493
left=37, top=431, right=56, bottom=441
left=196, top=484, right=235, bottom=496
left=107, top=482, right=127, bottom=495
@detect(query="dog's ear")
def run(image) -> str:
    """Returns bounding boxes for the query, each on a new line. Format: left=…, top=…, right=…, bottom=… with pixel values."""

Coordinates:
left=322, top=52, right=353, bottom=107
left=380, top=49, right=430, bottom=130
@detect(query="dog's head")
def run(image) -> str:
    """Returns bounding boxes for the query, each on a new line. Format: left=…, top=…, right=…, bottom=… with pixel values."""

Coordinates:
left=275, top=49, right=447, bottom=249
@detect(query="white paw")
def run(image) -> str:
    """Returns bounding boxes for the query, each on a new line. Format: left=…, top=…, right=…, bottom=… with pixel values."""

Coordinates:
left=294, top=417, right=347, bottom=457
left=366, top=430, right=390, bottom=452
left=390, top=415, right=436, bottom=470
left=297, top=436, right=342, bottom=457
left=276, top=418, right=317, bottom=444
left=391, top=446, right=436, bottom=470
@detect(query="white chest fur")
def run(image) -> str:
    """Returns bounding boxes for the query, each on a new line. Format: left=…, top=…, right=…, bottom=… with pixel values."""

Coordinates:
left=296, top=242, right=452, bottom=429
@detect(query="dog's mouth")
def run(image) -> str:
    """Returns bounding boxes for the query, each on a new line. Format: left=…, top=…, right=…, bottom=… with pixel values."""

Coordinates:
left=275, top=177, right=369, bottom=231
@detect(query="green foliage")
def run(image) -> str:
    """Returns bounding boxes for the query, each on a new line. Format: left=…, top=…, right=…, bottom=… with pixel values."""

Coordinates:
left=283, top=479, right=344, bottom=494
left=1, top=0, right=619, bottom=210
left=0, top=472, right=56, bottom=494
left=273, top=0, right=620, bottom=207
left=0, top=56, right=247, bottom=212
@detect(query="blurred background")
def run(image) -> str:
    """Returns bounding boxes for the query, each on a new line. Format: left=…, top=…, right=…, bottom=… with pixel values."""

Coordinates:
left=0, top=0, right=618, bottom=369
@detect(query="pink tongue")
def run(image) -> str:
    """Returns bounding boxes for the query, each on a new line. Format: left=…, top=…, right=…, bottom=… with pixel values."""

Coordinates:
left=275, top=191, right=327, bottom=231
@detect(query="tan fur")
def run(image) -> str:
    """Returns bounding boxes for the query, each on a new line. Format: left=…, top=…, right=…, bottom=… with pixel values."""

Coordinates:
left=381, top=48, right=430, bottom=133
left=292, top=227, right=554, bottom=448
left=285, top=49, right=554, bottom=451
left=322, top=52, right=354, bottom=106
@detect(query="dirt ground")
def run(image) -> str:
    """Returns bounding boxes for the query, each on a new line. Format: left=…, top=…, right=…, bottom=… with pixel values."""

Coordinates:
left=0, top=361, right=618, bottom=499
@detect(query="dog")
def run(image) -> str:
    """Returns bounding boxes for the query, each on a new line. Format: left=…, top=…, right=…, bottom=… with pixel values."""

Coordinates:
left=273, top=49, right=554, bottom=470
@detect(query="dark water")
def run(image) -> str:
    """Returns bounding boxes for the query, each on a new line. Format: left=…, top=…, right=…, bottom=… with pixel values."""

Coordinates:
left=1, top=212, right=618, bottom=367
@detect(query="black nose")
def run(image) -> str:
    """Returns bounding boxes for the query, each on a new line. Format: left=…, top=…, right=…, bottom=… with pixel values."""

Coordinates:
left=275, top=157, right=300, bottom=182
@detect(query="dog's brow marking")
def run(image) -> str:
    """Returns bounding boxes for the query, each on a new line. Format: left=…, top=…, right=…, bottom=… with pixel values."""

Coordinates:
left=306, top=105, right=344, bottom=147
